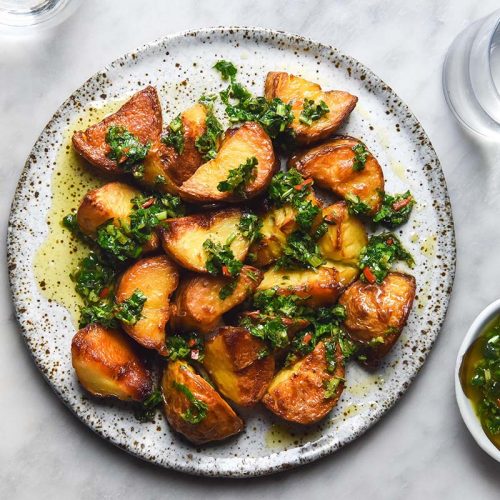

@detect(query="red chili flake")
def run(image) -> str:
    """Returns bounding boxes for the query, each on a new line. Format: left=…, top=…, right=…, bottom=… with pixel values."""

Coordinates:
left=392, top=196, right=412, bottom=211
left=187, top=338, right=196, bottom=347
left=141, top=197, right=156, bottom=208
left=99, top=287, right=110, bottom=299
left=303, top=333, right=312, bottom=344
left=190, top=349, right=200, bottom=360
left=294, top=178, right=314, bottom=191
left=386, top=238, right=394, bottom=245
left=363, top=267, right=377, bottom=284
left=222, top=265, right=231, bottom=277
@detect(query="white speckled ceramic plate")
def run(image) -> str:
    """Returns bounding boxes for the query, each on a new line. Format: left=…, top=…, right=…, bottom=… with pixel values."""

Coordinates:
left=7, top=27, right=455, bottom=477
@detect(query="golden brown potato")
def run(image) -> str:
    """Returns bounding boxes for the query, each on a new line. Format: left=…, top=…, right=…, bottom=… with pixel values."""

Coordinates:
left=76, top=182, right=140, bottom=236
left=170, top=266, right=262, bottom=334
left=71, top=324, right=152, bottom=401
left=76, top=181, right=160, bottom=252
left=318, top=201, right=368, bottom=266
left=262, top=340, right=345, bottom=424
left=264, top=72, right=357, bottom=146
left=178, top=122, right=277, bottom=203
left=72, top=86, right=163, bottom=175
left=140, top=103, right=209, bottom=194
left=203, top=327, right=275, bottom=406
left=289, top=136, right=384, bottom=214
left=115, top=256, right=179, bottom=355
left=339, top=272, right=416, bottom=366
left=257, top=266, right=345, bottom=307
left=159, top=208, right=250, bottom=273
left=249, top=192, right=321, bottom=267
left=162, top=360, right=244, bottom=444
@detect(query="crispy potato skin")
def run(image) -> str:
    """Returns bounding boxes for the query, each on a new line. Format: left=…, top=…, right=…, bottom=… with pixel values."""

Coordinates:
left=339, top=272, right=416, bottom=366
left=178, top=122, right=278, bottom=203
left=289, top=136, right=384, bottom=214
left=265, top=72, right=357, bottom=146
left=203, top=327, right=275, bottom=406
left=262, top=341, right=344, bottom=424
left=140, top=103, right=208, bottom=194
left=318, top=201, right=368, bottom=266
left=71, top=324, right=152, bottom=401
left=72, top=87, right=162, bottom=175
left=76, top=182, right=140, bottom=236
left=158, top=208, right=250, bottom=272
left=162, top=361, right=244, bottom=444
left=170, top=266, right=262, bottom=334
left=257, top=266, right=345, bottom=307
left=115, top=256, right=179, bottom=355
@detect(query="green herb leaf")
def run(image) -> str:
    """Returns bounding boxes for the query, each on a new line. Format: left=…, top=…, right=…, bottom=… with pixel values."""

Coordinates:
left=105, top=125, right=150, bottom=176
left=214, top=60, right=238, bottom=81
left=217, top=157, right=258, bottom=195
left=172, top=381, right=208, bottom=424
left=115, top=290, right=146, bottom=325
left=203, top=239, right=243, bottom=277
left=167, top=333, right=204, bottom=361
left=299, top=99, right=329, bottom=126
left=351, top=143, right=369, bottom=172
left=238, top=212, right=263, bottom=244
left=135, top=389, right=163, bottom=423
left=324, top=376, right=344, bottom=399
left=276, top=230, right=325, bottom=270
left=219, top=280, right=238, bottom=300
left=162, top=114, right=185, bottom=154
left=373, top=191, right=415, bottom=227
left=345, top=193, right=371, bottom=216
left=194, top=111, right=224, bottom=161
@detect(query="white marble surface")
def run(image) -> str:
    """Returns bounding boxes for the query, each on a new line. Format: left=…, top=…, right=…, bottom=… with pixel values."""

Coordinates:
left=1, top=0, right=499, bottom=498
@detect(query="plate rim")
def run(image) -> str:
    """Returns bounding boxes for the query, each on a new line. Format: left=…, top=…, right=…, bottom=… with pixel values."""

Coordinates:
left=7, top=25, right=457, bottom=478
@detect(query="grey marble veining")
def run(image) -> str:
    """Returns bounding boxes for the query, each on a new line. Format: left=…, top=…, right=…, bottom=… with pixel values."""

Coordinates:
left=0, top=0, right=499, bottom=498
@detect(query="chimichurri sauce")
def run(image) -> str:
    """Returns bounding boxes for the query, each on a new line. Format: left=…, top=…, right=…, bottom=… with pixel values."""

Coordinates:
left=460, top=316, right=500, bottom=450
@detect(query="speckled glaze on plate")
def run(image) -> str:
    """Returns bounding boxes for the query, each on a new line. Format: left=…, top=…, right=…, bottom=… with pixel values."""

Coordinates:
left=7, top=27, right=455, bottom=477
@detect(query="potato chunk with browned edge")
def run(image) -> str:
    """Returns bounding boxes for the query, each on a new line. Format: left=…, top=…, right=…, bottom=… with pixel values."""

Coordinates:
left=265, top=72, right=357, bottom=145
left=318, top=201, right=368, bottom=266
left=158, top=208, right=250, bottom=273
left=162, top=360, right=244, bottom=445
left=257, top=266, right=346, bottom=307
left=203, top=327, right=275, bottom=406
left=72, top=86, right=163, bottom=175
left=170, top=266, right=262, bottom=334
left=140, top=103, right=209, bottom=194
left=115, top=255, right=179, bottom=355
left=71, top=324, right=152, bottom=401
left=76, top=181, right=159, bottom=252
left=262, top=340, right=345, bottom=424
left=339, top=272, right=416, bottom=366
left=289, top=136, right=385, bottom=214
left=178, top=122, right=277, bottom=203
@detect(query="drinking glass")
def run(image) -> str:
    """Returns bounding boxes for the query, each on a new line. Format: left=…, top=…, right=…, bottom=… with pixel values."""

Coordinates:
left=0, top=0, right=80, bottom=31
left=443, top=8, right=500, bottom=140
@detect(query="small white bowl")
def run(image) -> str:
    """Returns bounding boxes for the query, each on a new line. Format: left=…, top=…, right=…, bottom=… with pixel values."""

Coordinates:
left=455, top=299, right=500, bottom=462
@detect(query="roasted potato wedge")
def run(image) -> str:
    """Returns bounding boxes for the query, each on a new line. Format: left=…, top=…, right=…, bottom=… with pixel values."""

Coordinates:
left=264, top=72, right=357, bottom=146
left=170, top=266, right=262, bottom=334
left=159, top=208, right=250, bottom=273
left=203, top=326, right=275, bottom=406
left=178, top=122, right=277, bottom=203
left=76, top=181, right=159, bottom=251
left=249, top=192, right=321, bottom=267
left=318, top=201, right=368, bottom=266
left=71, top=324, right=152, bottom=401
left=72, top=86, right=163, bottom=175
left=115, top=256, right=179, bottom=355
left=262, top=340, right=345, bottom=424
left=257, top=266, right=345, bottom=307
left=289, top=136, right=384, bottom=214
left=339, top=272, right=416, bottom=366
left=76, top=181, right=140, bottom=236
left=162, top=360, right=244, bottom=444
left=140, top=103, right=209, bottom=194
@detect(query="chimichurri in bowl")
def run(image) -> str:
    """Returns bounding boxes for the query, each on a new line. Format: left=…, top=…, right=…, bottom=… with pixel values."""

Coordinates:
left=456, top=300, right=500, bottom=462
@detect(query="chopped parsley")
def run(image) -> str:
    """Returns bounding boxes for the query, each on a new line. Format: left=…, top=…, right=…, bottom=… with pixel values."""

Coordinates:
left=219, top=280, right=238, bottom=300
left=345, top=193, right=371, bottom=216
left=373, top=191, right=415, bottom=227
left=203, top=238, right=243, bottom=277
left=351, top=143, right=369, bottom=171
left=217, top=156, right=258, bottom=195
left=195, top=110, right=224, bottom=161
left=135, top=389, right=163, bottom=423
left=240, top=315, right=290, bottom=350
left=96, top=221, right=143, bottom=262
left=359, top=232, right=414, bottom=284
left=238, top=212, right=263, bottom=244
left=162, top=114, right=185, bottom=154
left=167, top=333, right=204, bottom=361
left=324, top=377, right=344, bottom=399
left=299, top=99, right=329, bottom=126
left=276, top=230, right=324, bottom=270
left=172, top=381, right=208, bottom=424
left=105, top=126, right=150, bottom=178
left=214, top=60, right=294, bottom=139
left=115, top=290, right=146, bottom=325
left=79, top=301, right=117, bottom=329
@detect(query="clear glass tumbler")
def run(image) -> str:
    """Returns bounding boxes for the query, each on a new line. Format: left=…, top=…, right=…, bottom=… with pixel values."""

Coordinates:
left=443, top=8, right=500, bottom=140
left=0, top=0, right=80, bottom=31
